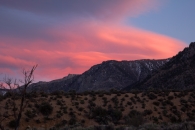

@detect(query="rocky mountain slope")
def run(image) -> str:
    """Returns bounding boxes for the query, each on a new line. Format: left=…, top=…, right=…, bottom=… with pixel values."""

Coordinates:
left=28, top=59, right=168, bottom=92
left=124, top=42, right=195, bottom=91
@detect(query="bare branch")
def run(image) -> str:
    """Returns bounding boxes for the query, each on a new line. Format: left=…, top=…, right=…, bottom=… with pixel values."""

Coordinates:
left=0, top=64, right=38, bottom=130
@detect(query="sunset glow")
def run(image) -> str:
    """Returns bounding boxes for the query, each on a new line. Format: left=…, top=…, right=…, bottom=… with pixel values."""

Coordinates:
left=0, top=0, right=190, bottom=81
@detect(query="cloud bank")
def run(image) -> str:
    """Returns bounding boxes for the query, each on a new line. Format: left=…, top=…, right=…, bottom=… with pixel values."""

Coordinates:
left=0, top=0, right=187, bottom=81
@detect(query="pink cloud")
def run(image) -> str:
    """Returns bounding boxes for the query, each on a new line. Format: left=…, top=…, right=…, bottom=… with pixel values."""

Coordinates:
left=0, top=21, right=187, bottom=82
left=0, top=1, right=187, bottom=82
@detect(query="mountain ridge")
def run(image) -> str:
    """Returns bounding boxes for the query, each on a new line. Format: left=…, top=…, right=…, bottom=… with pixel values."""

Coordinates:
left=28, top=59, right=168, bottom=92
left=124, top=42, right=195, bottom=91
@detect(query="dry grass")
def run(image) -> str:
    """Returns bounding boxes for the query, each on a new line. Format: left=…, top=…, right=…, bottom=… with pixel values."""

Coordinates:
left=1, top=90, right=195, bottom=129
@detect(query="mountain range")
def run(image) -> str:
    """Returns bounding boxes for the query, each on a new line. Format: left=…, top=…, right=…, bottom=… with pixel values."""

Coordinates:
left=29, top=42, right=195, bottom=92
left=28, top=59, right=167, bottom=93
left=23, top=42, right=195, bottom=93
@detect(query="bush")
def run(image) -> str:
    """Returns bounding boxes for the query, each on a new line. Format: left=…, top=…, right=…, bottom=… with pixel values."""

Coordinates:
left=124, top=114, right=144, bottom=127
left=56, top=100, right=63, bottom=106
left=168, top=96, right=174, bottom=100
left=153, top=101, right=160, bottom=106
left=128, top=110, right=141, bottom=117
left=170, top=115, right=177, bottom=123
left=39, top=102, right=53, bottom=116
left=8, top=120, right=17, bottom=128
left=80, top=100, right=85, bottom=104
left=92, top=106, right=107, bottom=118
left=147, top=93, right=157, bottom=100
left=181, top=106, right=186, bottom=112
left=92, top=106, right=108, bottom=124
left=108, top=109, right=122, bottom=124
left=127, top=101, right=132, bottom=106
left=25, top=110, right=36, bottom=118
left=68, top=117, right=77, bottom=125
left=143, top=109, right=153, bottom=116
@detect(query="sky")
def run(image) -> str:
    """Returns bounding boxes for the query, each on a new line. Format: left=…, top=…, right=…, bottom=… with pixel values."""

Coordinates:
left=0, top=0, right=194, bottom=82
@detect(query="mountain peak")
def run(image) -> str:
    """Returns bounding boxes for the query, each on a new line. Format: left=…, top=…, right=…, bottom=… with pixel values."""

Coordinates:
left=189, top=42, right=195, bottom=48
left=125, top=42, right=195, bottom=90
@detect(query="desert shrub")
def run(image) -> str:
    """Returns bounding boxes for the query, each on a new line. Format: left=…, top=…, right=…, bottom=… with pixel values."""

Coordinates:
left=117, top=93, right=121, bottom=96
left=124, top=112, right=144, bottom=127
left=69, top=111, right=75, bottom=117
left=81, top=119, right=85, bottom=124
left=36, top=119, right=41, bottom=124
left=159, top=115, right=162, bottom=120
left=153, top=117, right=158, bottom=123
left=121, top=98, right=125, bottom=101
left=80, top=100, right=85, bottom=104
left=102, top=97, right=107, bottom=101
left=54, top=120, right=67, bottom=128
left=168, top=96, right=174, bottom=100
left=65, top=95, right=70, bottom=98
left=154, top=107, right=157, bottom=111
left=180, top=98, right=187, bottom=104
left=192, top=109, right=195, bottom=113
left=25, top=118, right=29, bottom=122
left=27, top=103, right=32, bottom=108
left=39, top=102, right=53, bottom=116
left=158, top=98, right=163, bottom=102
left=92, top=96, right=96, bottom=101
left=130, top=97, right=136, bottom=104
left=56, top=100, right=63, bottom=106
left=143, top=109, right=153, bottom=116
left=40, top=92, right=48, bottom=97
left=88, top=100, right=96, bottom=107
left=162, top=100, right=173, bottom=106
left=170, top=106, right=178, bottom=116
left=25, top=110, right=36, bottom=118
left=56, top=113, right=62, bottom=118
left=108, top=109, right=122, bottom=124
left=98, top=93, right=104, bottom=97
left=92, top=106, right=108, bottom=124
left=68, top=117, right=77, bottom=125
left=74, top=102, right=79, bottom=106
left=187, top=112, right=195, bottom=121
left=62, top=107, right=67, bottom=114
left=103, top=97, right=108, bottom=106
left=181, top=106, right=186, bottom=112
left=52, top=90, right=64, bottom=96
left=111, top=96, right=119, bottom=106
left=8, top=120, right=17, bottom=128
left=147, top=93, right=157, bottom=100
left=88, top=91, right=95, bottom=97
left=128, top=110, right=141, bottom=117
left=110, top=88, right=118, bottom=94
left=177, top=92, right=186, bottom=98
left=127, top=101, right=132, bottom=106
left=94, top=125, right=114, bottom=130
left=170, top=115, right=177, bottom=123
left=84, top=97, right=88, bottom=100
left=190, top=92, right=195, bottom=99
left=153, top=101, right=160, bottom=106
left=142, top=103, right=145, bottom=109
left=162, top=110, right=168, bottom=116
left=136, top=97, right=141, bottom=103
left=92, top=106, right=107, bottom=117
left=78, top=107, right=83, bottom=111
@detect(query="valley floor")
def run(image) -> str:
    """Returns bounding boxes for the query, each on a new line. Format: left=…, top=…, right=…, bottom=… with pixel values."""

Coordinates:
left=1, top=90, right=195, bottom=129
